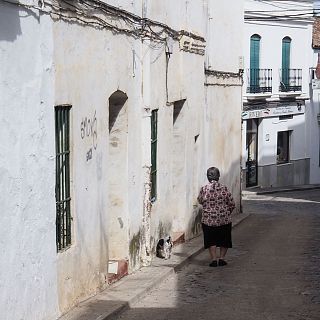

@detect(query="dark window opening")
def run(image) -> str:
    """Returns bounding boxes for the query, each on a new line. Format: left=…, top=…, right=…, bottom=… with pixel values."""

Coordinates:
left=277, top=131, right=290, bottom=164
left=173, top=100, right=185, bottom=124
left=109, top=90, right=128, bottom=133
left=279, top=115, right=293, bottom=120
left=246, top=119, right=259, bottom=187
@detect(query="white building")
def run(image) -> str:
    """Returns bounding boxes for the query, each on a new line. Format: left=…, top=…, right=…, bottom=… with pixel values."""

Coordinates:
left=242, top=0, right=320, bottom=188
left=0, top=0, right=243, bottom=319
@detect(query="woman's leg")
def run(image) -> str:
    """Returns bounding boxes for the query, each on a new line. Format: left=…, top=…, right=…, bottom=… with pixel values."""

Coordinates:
left=208, top=246, right=218, bottom=267
left=219, top=247, right=228, bottom=259
left=218, top=247, right=228, bottom=266
left=209, top=246, right=217, bottom=260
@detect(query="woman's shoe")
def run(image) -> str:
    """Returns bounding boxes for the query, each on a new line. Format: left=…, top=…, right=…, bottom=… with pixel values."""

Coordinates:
left=209, top=260, right=218, bottom=267
left=218, top=259, right=227, bottom=266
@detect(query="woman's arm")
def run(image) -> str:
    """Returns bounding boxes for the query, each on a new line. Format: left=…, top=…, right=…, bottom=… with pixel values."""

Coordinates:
left=197, top=187, right=204, bottom=205
left=226, top=189, right=235, bottom=212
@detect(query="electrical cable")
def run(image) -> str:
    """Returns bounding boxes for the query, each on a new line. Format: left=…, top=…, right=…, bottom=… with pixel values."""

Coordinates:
left=1, top=0, right=205, bottom=50
left=245, top=0, right=315, bottom=22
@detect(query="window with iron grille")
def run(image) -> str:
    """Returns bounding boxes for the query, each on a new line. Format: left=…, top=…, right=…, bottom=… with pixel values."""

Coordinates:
left=151, top=110, right=158, bottom=201
left=55, top=105, right=72, bottom=251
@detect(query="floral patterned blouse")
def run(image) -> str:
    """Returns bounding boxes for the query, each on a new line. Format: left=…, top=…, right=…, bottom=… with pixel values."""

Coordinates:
left=197, top=181, right=235, bottom=227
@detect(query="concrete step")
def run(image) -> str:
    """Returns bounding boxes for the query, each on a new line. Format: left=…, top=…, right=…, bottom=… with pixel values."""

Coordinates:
left=172, top=232, right=185, bottom=246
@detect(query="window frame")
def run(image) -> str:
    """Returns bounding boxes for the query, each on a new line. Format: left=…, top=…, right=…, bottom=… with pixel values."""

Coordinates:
left=277, top=130, right=291, bottom=165
left=150, top=109, right=158, bottom=202
left=55, top=104, right=72, bottom=252
left=281, top=36, right=292, bottom=87
left=250, top=34, right=261, bottom=92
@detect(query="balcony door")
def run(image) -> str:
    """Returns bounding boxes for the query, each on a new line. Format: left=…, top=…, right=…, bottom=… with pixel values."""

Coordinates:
left=281, top=37, right=291, bottom=89
left=250, top=34, right=261, bottom=92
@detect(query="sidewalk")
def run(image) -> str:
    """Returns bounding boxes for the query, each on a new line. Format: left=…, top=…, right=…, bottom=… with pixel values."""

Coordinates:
left=242, top=183, right=320, bottom=196
left=59, top=212, right=249, bottom=320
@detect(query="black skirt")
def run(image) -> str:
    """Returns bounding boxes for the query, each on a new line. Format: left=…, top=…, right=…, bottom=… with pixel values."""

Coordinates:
left=202, top=223, right=232, bottom=249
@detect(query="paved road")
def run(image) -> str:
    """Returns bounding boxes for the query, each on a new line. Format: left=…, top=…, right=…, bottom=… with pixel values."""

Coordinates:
left=114, top=190, right=320, bottom=320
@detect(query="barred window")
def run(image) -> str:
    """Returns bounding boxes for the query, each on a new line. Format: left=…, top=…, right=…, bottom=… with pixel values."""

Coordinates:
left=151, top=110, right=158, bottom=201
left=55, top=105, right=72, bottom=251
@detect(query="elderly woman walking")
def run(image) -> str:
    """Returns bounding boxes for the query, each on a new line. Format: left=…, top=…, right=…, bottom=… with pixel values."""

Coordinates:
left=197, top=167, right=235, bottom=267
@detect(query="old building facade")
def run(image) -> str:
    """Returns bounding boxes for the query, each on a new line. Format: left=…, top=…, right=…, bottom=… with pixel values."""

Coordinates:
left=0, top=0, right=243, bottom=319
left=242, top=0, right=320, bottom=188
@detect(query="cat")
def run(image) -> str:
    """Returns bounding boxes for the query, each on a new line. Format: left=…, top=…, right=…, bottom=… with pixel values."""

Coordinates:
left=156, top=235, right=173, bottom=259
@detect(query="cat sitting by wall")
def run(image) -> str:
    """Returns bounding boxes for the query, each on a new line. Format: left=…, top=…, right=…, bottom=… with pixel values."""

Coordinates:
left=156, top=235, right=173, bottom=259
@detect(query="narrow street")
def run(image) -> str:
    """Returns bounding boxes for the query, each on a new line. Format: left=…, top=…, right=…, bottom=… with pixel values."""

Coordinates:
left=114, top=190, right=320, bottom=320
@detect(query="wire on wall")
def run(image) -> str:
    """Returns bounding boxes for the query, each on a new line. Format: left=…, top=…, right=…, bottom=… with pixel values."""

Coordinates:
left=2, top=0, right=205, bottom=48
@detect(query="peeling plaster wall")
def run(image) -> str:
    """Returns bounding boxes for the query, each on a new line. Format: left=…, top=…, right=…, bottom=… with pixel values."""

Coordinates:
left=53, top=20, right=146, bottom=311
left=0, top=3, right=59, bottom=320
left=148, top=38, right=205, bottom=241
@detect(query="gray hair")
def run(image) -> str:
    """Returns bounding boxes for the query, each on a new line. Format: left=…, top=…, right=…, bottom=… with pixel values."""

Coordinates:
left=207, top=167, right=220, bottom=182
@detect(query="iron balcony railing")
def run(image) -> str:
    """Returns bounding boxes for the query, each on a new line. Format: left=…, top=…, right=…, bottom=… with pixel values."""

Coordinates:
left=279, top=68, right=302, bottom=92
left=246, top=69, right=272, bottom=94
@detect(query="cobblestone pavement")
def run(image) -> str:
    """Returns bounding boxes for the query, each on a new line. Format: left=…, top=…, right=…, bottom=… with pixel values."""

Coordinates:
left=114, top=190, right=320, bottom=320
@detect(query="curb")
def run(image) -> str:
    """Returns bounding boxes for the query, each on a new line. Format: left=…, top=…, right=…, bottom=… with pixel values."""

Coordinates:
left=59, top=212, right=250, bottom=320
left=243, top=185, right=320, bottom=196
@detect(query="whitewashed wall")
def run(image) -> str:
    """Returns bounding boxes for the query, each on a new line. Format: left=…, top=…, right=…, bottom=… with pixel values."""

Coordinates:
left=0, top=3, right=59, bottom=320
left=206, top=0, right=244, bottom=72
left=204, top=0, right=244, bottom=210
left=309, top=53, right=320, bottom=183
left=309, top=94, right=320, bottom=183
left=243, top=22, right=312, bottom=97
left=258, top=114, right=308, bottom=166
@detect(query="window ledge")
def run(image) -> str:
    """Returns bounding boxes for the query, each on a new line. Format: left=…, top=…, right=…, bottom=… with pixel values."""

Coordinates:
left=279, top=91, right=302, bottom=99
left=276, top=162, right=292, bottom=166
left=245, top=93, right=272, bottom=101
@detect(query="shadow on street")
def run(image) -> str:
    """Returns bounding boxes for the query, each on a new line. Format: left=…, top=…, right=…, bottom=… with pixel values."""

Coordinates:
left=112, top=189, right=320, bottom=320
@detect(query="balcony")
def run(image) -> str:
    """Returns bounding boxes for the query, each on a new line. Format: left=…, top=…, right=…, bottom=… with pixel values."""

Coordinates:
left=246, top=69, right=273, bottom=94
left=246, top=69, right=272, bottom=101
left=279, top=69, right=302, bottom=96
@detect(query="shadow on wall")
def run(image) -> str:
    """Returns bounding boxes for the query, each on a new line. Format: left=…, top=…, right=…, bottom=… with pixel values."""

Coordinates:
left=0, top=2, right=23, bottom=41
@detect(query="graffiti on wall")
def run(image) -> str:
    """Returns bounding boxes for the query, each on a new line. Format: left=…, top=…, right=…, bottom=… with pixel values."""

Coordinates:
left=80, top=110, right=98, bottom=161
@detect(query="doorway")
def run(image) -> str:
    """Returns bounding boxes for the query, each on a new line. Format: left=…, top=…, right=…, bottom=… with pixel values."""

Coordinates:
left=246, top=119, right=258, bottom=187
